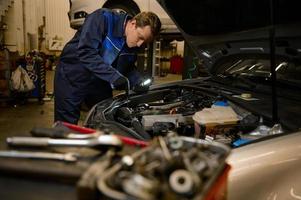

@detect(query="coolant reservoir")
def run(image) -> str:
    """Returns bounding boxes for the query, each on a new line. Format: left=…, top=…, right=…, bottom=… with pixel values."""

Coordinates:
left=193, top=106, right=239, bottom=138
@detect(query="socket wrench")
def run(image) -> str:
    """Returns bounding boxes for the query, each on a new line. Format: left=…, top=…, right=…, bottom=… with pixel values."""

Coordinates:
left=0, top=150, right=78, bottom=162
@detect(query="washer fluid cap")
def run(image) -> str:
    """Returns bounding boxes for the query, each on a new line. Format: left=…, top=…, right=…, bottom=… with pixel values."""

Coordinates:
left=241, top=93, right=252, bottom=99
left=213, top=100, right=229, bottom=107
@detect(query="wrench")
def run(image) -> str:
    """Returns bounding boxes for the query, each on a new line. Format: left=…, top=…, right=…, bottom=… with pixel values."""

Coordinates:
left=31, top=127, right=149, bottom=147
left=6, top=135, right=123, bottom=149
left=0, top=150, right=78, bottom=162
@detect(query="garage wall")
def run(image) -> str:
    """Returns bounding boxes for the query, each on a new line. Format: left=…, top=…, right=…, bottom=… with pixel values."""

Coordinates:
left=2, top=0, right=174, bottom=55
left=24, top=0, right=41, bottom=50
left=3, top=0, right=24, bottom=54
left=3, top=0, right=75, bottom=55
left=3, top=0, right=45, bottom=54
left=45, top=0, right=75, bottom=52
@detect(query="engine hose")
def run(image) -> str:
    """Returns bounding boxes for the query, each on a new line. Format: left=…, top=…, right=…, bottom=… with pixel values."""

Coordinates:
left=131, top=118, right=152, bottom=140
left=149, top=101, right=184, bottom=110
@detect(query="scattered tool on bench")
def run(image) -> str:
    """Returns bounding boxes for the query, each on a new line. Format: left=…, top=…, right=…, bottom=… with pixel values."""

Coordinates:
left=0, top=150, right=78, bottom=162
left=31, top=127, right=102, bottom=139
left=6, top=134, right=123, bottom=150
left=30, top=126, right=149, bottom=147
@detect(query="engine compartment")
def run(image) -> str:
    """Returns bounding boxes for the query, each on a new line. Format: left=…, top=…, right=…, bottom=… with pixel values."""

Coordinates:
left=85, top=86, right=284, bottom=147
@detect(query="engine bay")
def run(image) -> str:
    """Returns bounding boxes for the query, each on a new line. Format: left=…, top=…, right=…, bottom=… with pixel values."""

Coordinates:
left=85, top=86, right=284, bottom=147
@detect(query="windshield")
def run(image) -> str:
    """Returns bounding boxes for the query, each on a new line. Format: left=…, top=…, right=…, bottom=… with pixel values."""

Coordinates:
left=217, top=58, right=301, bottom=84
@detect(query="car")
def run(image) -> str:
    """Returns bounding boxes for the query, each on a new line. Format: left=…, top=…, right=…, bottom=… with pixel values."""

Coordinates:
left=84, top=0, right=301, bottom=143
left=82, top=0, right=301, bottom=199
left=68, top=0, right=100, bottom=29
left=68, top=0, right=178, bottom=34
left=227, top=130, right=301, bottom=200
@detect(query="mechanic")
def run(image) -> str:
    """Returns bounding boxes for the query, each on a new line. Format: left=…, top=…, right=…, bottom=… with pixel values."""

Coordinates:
left=54, top=8, right=161, bottom=124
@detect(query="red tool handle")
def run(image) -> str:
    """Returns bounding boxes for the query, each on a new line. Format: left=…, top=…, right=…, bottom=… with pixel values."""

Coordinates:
left=54, top=121, right=96, bottom=134
left=117, top=136, right=149, bottom=147
left=54, top=121, right=149, bottom=147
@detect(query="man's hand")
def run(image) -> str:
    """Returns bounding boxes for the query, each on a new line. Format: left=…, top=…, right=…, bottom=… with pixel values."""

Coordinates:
left=113, top=76, right=130, bottom=91
left=132, top=78, right=152, bottom=94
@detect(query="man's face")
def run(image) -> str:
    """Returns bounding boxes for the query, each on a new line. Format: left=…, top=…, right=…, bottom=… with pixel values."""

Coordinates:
left=125, top=20, right=153, bottom=48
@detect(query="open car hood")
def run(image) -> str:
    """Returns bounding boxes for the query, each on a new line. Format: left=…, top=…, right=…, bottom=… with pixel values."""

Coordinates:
left=156, top=0, right=301, bottom=75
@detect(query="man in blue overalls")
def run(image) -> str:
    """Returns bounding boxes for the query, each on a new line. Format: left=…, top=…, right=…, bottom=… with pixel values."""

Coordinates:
left=54, top=9, right=161, bottom=124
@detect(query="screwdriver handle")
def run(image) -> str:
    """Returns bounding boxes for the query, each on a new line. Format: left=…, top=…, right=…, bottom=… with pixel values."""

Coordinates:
left=31, top=127, right=68, bottom=138
left=56, top=121, right=96, bottom=134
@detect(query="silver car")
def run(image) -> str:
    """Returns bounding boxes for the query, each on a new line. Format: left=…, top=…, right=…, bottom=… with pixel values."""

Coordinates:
left=83, top=0, right=301, bottom=199
left=68, top=0, right=178, bottom=33
left=228, top=131, right=301, bottom=200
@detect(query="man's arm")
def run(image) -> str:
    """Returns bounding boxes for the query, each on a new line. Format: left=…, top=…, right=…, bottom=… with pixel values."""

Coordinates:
left=115, top=49, right=143, bottom=88
left=76, top=9, right=123, bottom=85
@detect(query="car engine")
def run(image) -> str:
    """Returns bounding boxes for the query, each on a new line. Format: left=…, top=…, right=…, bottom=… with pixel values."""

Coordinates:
left=84, top=85, right=284, bottom=147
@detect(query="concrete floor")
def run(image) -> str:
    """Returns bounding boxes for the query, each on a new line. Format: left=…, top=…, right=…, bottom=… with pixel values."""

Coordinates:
left=0, top=70, right=56, bottom=149
left=0, top=70, right=181, bottom=149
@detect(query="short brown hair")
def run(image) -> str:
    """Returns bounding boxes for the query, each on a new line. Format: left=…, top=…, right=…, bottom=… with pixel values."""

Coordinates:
left=134, top=12, right=161, bottom=38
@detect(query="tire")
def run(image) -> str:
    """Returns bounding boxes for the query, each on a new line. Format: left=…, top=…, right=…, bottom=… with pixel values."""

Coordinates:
left=104, top=2, right=140, bottom=17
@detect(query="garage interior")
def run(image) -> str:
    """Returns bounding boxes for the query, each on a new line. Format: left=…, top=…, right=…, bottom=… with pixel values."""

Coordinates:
left=1, top=0, right=301, bottom=200
left=0, top=1, right=214, bottom=198
left=0, top=1, right=203, bottom=139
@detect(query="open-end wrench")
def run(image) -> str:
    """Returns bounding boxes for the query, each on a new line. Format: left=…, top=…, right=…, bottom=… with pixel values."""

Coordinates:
left=6, top=135, right=123, bottom=149
left=0, top=150, right=78, bottom=162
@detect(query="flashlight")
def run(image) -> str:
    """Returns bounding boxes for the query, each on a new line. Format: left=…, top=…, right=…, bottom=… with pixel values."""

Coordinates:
left=133, top=77, right=153, bottom=94
left=141, top=78, right=152, bottom=86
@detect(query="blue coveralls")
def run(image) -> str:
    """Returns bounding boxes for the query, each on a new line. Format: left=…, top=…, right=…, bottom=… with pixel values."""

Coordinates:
left=54, top=9, right=141, bottom=124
